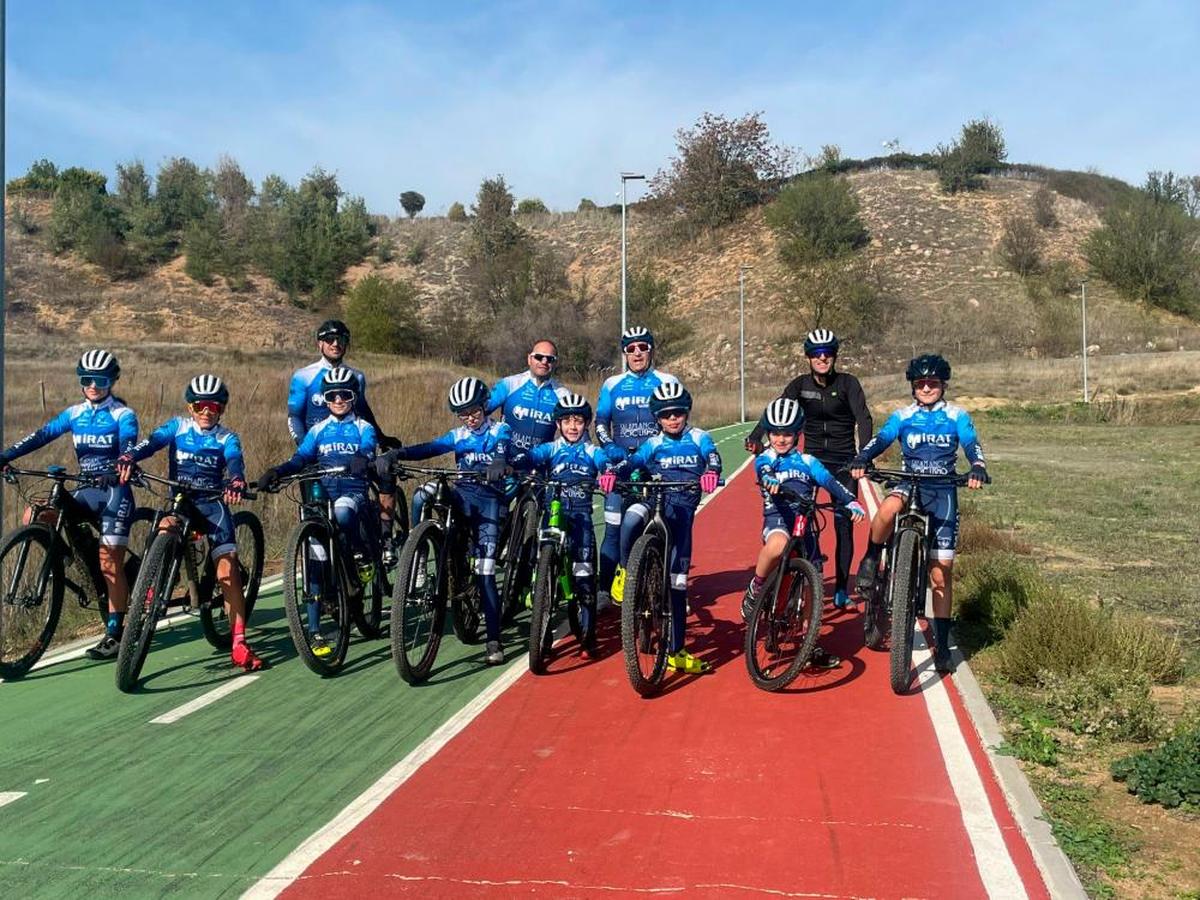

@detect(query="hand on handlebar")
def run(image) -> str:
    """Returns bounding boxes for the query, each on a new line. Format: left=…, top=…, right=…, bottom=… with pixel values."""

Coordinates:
left=849, top=463, right=868, bottom=480
left=224, top=477, right=248, bottom=505
left=116, top=454, right=137, bottom=485
left=598, top=472, right=617, bottom=494
left=760, top=473, right=781, bottom=494
left=967, top=464, right=988, bottom=490
left=256, top=467, right=280, bottom=493
left=700, top=471, right=719, bottom=494
left=744, top=437, right=762, bottom=455
left=846, top=500, right=866, bottom=523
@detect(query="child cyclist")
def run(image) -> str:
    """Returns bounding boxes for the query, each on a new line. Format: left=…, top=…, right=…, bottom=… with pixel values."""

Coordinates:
left=256, top=367, right=381, bottom=658
left=510, top=393, right=621, bottom=658
left=603, top=381, right=721, bottom=674
left=374, top=377, right=512, bottom=665
left=0, top=350, right=138, bottom=660
left=746, top=397, right=865, bottom=669
left=850, top=354, right=988, bottom=673
left=117, top=375, right=265, bottom=671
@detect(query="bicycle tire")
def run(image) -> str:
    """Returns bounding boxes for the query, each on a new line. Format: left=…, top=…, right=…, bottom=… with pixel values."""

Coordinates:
left=392, top=519, right=446, bottom=684
left=0, top=524, right=65, bottom=680
left=501, top=498, right=539, bottom=624
left=621, top=533, right=669, bottom=696
left=527, top=545, right=560, bottom=674
left=888, top=529, right=922, bottom=695
left=116, top=531, right=179, bottom=692
left=745, top=556, right=823, bottom=692
left=199, top=511, right=264, bottom=650
left=351, top=560, right=386, bottom=639
left=449, top=535, right=482, bottom=645
left=863, top=550, right=889, bottom=652
left=282, top=520, right=349, bottom=676
left=111, top=506, right=158, bottom=624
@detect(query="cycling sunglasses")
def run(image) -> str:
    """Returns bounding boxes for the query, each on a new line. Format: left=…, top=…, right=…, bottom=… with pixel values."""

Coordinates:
left=323, top=389, right=356, bottom=403
left=913, top=378, right=943, bottom=391
left=623, top=342, right=652, bottom=354
left=79, top=375, right=113, bottom=389
left=457, top=407, right=485, bottom=420
left=318, top=332, right=348, bottom=345
left=530, top=352, right=557, bottom=364
left=808, top=349, right=835, bottom=359
left=190, top=400, right=225, bottom=415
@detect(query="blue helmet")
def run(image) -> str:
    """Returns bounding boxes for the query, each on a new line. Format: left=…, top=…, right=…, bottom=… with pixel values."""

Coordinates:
left=759, top=397, right=803, bottom=434
left=906, top=353, right=951, bottom=383
left=553, top=393, right=593, bottom=424
left=77, top=349, right=120, bottom=382
left=803, top=328, right=840, bottom=357
left=648, top=381, right=692, bottom=418
left=621, top=326, right=655, bottom=350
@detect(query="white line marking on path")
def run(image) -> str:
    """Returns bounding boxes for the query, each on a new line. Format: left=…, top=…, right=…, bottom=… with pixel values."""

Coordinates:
left=243, top=462, right=752, bottom=900
left=0, top=792, right=28, bottom=808
left=150, top=676, right=260, bottom=724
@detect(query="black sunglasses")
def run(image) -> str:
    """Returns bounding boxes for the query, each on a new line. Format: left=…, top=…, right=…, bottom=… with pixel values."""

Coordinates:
left=530, top=352, right=557, bottom=364
left=323, top=389, right=355, bottom=403
left=319, top=333, right=348, bottom=345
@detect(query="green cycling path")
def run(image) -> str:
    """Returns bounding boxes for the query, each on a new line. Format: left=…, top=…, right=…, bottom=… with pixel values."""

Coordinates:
left=0, top=423, right=749, bottom=898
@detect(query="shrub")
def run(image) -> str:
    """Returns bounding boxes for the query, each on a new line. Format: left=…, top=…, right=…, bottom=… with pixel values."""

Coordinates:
left=936, top=117, right=1007, bottom=194
left=624, top=266, right=692, bottom=357
left=156, top=157, right=213, bottom=233
left=10, top=197, right=39, bottom=234
left=577, top=198, right=598, bottom=212
left=516, top=198, right=549, bottom=215
left=1039, top=668, right=1161, bottom=742
left=343, top=274, right=425, bottom=354
left=954, top=552, right=1041, bottom=648
left=648, top=111, right=796, bottom=235
left=447, top=201, right=467, bottom=222
left=764, top=174, right=869, bottom=268
left=782, top=255, right=885, bottom=338
left=405, top=238, right=427, bottom=266
left=373, top=234, right=396, bottom=264
left=1085, top=191, right=1200, bottom=317
left=936, top=144, right=984, bottom=194
left=998, top=713, right=1060, bottom=766
left=183, top=213, right=222, bottom=285
left=1111, top=721, right=1200, bottom=808
left=1033, top=185, right=1058, bottom=227
left=400, top=190, right=426, bottom=218
left=7, top=158, right=61, bottom=193
left=998, top=215, right=1043, bottom=276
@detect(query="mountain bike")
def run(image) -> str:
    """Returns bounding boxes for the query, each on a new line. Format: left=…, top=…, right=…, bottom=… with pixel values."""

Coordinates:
left=390, top=466, right=485, bottom=684
left=859, top=467, right=982, bottom=694
left=744, top=488, right=832, bottom=691
left=498, top=478, right=540, bottom=625
left=269, top=466, right=393, bottom=676
left=0, top=465, right=154, bottom=679
left=619, top=477, right=720, bottom=697
left=525, top=475, right=592, bottom=674
left=115, top=473, right=262, bottom=692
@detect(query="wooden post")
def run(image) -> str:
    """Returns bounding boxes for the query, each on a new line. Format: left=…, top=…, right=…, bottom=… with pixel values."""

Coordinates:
left=156, top=382, right=164, bottom=418
left=39, top=381, right=46, bottom=413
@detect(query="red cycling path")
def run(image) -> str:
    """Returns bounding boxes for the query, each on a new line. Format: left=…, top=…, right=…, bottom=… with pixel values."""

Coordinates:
left=261, top=464, right=1052, bottom=899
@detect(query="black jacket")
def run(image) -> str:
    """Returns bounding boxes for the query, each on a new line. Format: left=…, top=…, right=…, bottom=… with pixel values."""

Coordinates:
left=748, top=371, right=872, bottom=459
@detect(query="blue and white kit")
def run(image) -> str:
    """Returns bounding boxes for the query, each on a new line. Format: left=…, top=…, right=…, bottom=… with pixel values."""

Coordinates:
left=754, top=448, right=859, bottom=542
left=487, top=371, right=571, bottom=452
left=287, top=360, right=376, bottom=445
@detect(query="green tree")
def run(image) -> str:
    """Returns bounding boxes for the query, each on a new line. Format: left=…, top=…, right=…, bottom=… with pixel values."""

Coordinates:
left=183, top=212, right=223, bottom=285
left=400, top=191, right=426, bottom=218
left=344, top=274, right=426, bottom=353
left=765, top=175, right=869, bottom=268
left=7, top=158, right=60, bottom=193
left=937, top=118, right=1007, bottom=194
left=625, top=267, right=691, bottom=356
left=156, top=157, right=213, bottom=232
left=516, top=197, right=549, bottom=215
left=447, top=201, right=467, bottom=222
left=114, top=159, right=172, bottom=266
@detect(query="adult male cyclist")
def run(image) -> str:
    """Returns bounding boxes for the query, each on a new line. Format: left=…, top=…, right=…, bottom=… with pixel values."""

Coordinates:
left=746, top=329, right=872, bottom=611
left=288, top=319, right=400, bottom=561
left=0, top=350, right=138, bottom=660
left=594, top=326, right=679, bottom=606
left=487, top=339, right=571, bottom=453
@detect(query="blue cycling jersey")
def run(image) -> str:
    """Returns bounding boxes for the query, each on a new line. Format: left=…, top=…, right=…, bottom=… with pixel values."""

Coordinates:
left=594, top=369, right=679, bottom=451
left=287, top=360, right=372, bottom=445
left=4, top=397, right=138, bottom=474
left=625, top=427, right=721, bottom=509
left=486, top=371, right=571, bottom=452
left=130, top=417, right=246, bottom=491
left=514, top=437, right=619, bottom=511
left=396, top=420, right=512, bottom=500
left=754, top=448, right=857, bottom=508
left=276, top=413, right=377, bottom=495
left=856, top=401, right=985, bottom=476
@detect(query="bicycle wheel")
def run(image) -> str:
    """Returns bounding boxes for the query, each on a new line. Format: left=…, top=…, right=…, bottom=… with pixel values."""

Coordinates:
left=351, top=559, right=386, bottom=640
left=199, top=511, right=264, bottom=650
left=527, top=545, right=560, bottom=675
left=863, top=549, right=889, bottom=652
left=501, top=498, right=538, bottom=624
left=621, top=533, right=669, bottom=696
left=282, top=521, right=350, bottom=676
left=0, top=525, right=65, bottom=680
left=745, top=557, right=823, bottom=692
left=392, top=519, right=446, bottom=684
left=449, top=536, right=482, bottom=645
left=888, top=529, right=922, bottom=695
left=116, top=507, right=158, bottom=619
left=116, top=532, right=180, bottom=692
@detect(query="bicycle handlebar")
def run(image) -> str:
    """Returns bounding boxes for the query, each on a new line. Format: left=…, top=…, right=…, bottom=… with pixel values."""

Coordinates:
left=1, top=465, right=103, bottom=487
left=859, top=465, right=989, bottom=487
left=133, top=470, right=258, bottom=501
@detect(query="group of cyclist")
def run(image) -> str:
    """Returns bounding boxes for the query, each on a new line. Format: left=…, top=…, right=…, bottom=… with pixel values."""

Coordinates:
left=1, top=315, right=987, bottom=681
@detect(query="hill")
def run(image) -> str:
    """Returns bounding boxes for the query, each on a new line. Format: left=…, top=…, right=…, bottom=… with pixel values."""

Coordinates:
left=7, top=169, right=1199, bottom=380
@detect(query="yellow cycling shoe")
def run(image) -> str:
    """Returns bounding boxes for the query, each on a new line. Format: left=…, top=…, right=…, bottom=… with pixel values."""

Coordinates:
left=666, top=649, right=712, bottom=674
left=611, top=566, right=626, bottom=605
left=310, top=633, right=333, bottom=658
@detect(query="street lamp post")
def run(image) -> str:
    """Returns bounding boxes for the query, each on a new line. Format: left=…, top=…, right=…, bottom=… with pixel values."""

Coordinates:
left=738, top=265, right=753, bottom=423
left=619, top=173, right=645, bottom=344
left=1080, top=279, right=1089, bottom=403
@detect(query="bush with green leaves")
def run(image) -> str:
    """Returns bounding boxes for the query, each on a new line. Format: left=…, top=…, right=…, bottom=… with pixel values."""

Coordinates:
left=765, top=174, right=869, bottom=268
left=7, top=158, right=61, bottom=193
left=936, top=118, right=1008, bottom=194
left=623, top=266, right=692, bottom=357
left=400, top=191, right=425, bottom=218
left=1033, top=185, right=1058, bottom=227
left=998, top=215, right=1043, bottom=276
left=1039, top=667, right=1161, bottom=742
left=516, top=198, right=549, bottom=215
left=1111, top=720, right=1200, bottom=809
left=343, top=274, right=426, bottom=354
left=577, top=198, right=598, bottom=212
left=447, top=201, right=467, bottom=222
left=405, top=238, right=427, bottom=266
left=953, top=553, right=1041, bottom=648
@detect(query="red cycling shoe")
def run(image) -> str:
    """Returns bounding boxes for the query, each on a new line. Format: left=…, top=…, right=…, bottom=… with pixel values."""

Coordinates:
left=231, top=643, right=268, bottom=671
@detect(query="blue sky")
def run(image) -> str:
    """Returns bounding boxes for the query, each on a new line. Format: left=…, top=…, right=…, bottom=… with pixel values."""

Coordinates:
left=7, top=0, right=1199, bottom=215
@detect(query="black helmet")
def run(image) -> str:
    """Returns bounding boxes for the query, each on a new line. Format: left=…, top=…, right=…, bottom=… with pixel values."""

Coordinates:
left=77, top=349, right=120, bottom=381
left=185, top=374, right=229, bottom=405
left=621, top=326, right=655, bottom=350
left=316, top=319, right=351, bottom=343
left=648, top=381, right=692, bottom=418
left=803, top=329, right=840, bottom=356
left=553, top=393, right=593, bottom=423
left=905, top=353, right=951, bottom=383
left=760, top=397, right=803, bottom=434
left=447, top=377, right=489, bottom=414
